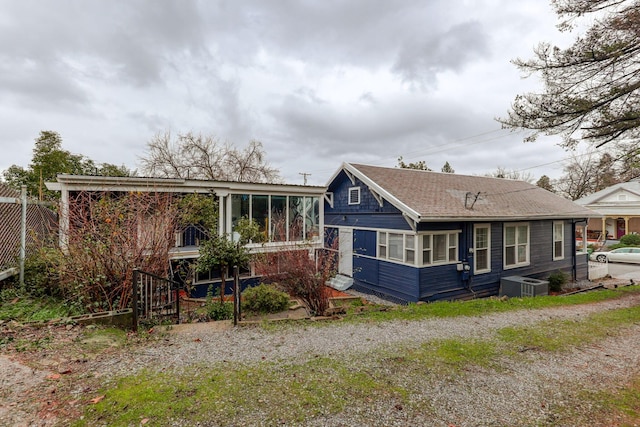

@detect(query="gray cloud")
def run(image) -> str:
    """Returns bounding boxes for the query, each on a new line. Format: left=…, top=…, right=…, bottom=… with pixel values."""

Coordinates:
left=392, top=21, right=490, bottom=86
left=0, top=0, right=571, bottom=186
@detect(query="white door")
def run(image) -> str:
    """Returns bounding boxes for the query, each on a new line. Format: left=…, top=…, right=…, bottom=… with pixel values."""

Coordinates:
left=338, top=228, right=353, bottom=276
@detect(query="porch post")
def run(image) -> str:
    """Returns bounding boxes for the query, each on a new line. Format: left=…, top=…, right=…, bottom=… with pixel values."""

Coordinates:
left=218, top=194, right=225, bottom=237
left=601, top=217, right=607, bottom=240
left=624, top=216, right=630, bottom=236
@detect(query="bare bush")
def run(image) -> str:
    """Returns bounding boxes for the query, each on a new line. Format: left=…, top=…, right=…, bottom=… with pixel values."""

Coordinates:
left=255, top=242, right=338, bottom=316
left=58, top=191, right=178, bottom=311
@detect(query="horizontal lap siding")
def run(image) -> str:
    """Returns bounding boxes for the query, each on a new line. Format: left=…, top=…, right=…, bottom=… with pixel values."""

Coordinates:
left=418, top=265, right=469, bottom=301
left=493, top=220, right=580, bottom=281
left=354, top=257, right=419, bottom=302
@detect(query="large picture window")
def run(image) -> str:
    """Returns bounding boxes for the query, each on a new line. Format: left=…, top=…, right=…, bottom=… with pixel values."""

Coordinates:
left=504, top=223, right=529, bottom=268
left=474, top=224, right=490, bottom=273
left=553, top=221, right=564, bottom=260
left=422, top=232, right=459, bottom=265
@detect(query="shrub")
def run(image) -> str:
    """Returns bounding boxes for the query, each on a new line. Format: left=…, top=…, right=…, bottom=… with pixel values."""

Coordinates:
left=548, top=270, right=568, bottom=293
left=206, top=301, right=233, bottom=321
left=242, top=284, right=290, bottom=314
left=620, top=234, right=640, bottom=246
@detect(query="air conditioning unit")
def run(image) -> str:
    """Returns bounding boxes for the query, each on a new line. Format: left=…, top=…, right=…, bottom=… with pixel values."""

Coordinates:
left=499, top=276, right=549, bottom=297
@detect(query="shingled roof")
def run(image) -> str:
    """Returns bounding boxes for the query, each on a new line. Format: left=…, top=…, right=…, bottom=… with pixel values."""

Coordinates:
left=0, top=184, right=57, bottom=270
left=339, top=163, right=597, bottom=222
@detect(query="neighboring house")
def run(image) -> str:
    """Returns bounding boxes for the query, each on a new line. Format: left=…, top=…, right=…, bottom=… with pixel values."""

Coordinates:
left=0, top=183, right=56, bottom=280
left=47, top=175, right=326, bottom=296
left=324, top=163, right=598, bottom=303
left=574, top=179, right=640, bottom=241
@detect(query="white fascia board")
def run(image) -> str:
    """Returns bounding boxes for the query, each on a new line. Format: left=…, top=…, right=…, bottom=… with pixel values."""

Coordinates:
left=343, top=163, right=422, bottom=223
left=324, top=162, right=350, bottom=187
left=49, top=174, right=326, bottom=196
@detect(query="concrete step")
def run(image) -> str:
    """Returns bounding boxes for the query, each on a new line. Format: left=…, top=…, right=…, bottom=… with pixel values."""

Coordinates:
left=327, top=274, right=353, bottom=291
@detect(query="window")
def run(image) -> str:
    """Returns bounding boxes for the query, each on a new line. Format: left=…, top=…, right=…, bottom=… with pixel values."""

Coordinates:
left=348, top=187, right=360, bottom=205
left=421, top=232, right=459, bottom=265
left=553, top=221, right=564, bottom=260
left=230, top=194, right=321, bottom=243
left=474, top=224, right=491, bottom=273
left=388, top=233, right=403, bottom=261
left=377, top=231, right=417, bottom=265
left=378, top=232, right=387, bottom=258
left=405, top=235, right=415, bottom=264
left=504, top=223, right=529, bottom=268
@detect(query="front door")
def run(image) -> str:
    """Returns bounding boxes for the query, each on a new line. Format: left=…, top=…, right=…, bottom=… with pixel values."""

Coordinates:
left=338, top=228, right=353, bottom=276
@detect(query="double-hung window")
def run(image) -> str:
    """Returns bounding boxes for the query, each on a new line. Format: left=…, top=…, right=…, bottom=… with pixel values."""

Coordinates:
left=422, top=232, right=459, bottom=265
left=504, top=223, right=529, bottom=268
left=553, top=221, right=564, bottom=260
left=474, top=224, right=491, bottom=273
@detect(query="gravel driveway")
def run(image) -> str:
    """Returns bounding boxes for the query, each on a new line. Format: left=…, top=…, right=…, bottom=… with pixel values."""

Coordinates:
left=2, top=292, right=640, bottom=426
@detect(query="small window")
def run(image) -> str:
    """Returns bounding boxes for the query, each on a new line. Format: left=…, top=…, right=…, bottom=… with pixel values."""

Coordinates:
left=348, top=187, right=361, bottom=205
left=378, top=231, right=387, bottom=258
left=474, top=224, right=491, bottom=274
left=422, top=235, right=431, bottom=265
left=405, top=235, right=415, bottom=264
left=553, top=221, right=564, bottom=260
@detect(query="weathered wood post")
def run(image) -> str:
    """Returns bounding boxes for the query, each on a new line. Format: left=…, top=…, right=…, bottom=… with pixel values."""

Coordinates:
left=233, top=265, right=240, bottom=326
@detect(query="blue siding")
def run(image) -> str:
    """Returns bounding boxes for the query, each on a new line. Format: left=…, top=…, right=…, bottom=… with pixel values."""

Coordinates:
left=325, top=169, right=589, bottom=302
left=353, top=229, right=376, bottom=256
left=325, top=170, right=411, bottom=230
left=354, top=257, right=419, bottom=302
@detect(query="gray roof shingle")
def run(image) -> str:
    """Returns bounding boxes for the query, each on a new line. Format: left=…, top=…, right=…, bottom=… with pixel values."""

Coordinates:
left=347, top=163, right=597, bottom=221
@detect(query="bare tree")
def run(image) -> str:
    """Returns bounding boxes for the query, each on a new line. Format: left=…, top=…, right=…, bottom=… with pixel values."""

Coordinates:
left=485, top=167, right=535, bottom=183
left=139, top=132, right=281, bottom=183
left=499, top=0, right=640, bottom=150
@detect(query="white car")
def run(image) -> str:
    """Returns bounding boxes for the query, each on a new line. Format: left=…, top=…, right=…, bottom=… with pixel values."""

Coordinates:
left=590, top=247, right=640, bottom=264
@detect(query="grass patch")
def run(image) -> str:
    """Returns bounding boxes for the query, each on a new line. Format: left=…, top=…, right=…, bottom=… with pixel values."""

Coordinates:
left=345, top=286, right=640, bottom=323
left=497, top=304, right=640, bottom=353
left=0, top=293, right=82, bottom=322
left=73, top=287, right=640, bottom=425
left=75, top=357, right=407, bottom=426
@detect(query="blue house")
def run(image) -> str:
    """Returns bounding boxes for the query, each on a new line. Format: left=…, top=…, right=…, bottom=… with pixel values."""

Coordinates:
left=324, top=163, right=597, bottom=303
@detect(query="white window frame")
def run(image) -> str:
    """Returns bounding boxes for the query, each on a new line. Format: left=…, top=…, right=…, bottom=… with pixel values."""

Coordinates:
left=553, top=221, right=564, bottom=260
left=377, top=231, right=417, bottom=265
left=473, top=224, right=491, bottom=274
left=348, top=187, right=361, bottom=205
left=420, top=231, right=460, bottom=266
left=504, top=222, right=530, bottom=269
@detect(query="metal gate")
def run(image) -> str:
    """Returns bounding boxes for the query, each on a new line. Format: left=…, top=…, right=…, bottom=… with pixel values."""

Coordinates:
left=132, top=268, right=181, bottom=330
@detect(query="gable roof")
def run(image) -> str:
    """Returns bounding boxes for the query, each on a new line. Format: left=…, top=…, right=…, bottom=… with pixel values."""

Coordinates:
left=330, top=163, right=598, bottom=222
left=574, top=179, right=640, bottom=205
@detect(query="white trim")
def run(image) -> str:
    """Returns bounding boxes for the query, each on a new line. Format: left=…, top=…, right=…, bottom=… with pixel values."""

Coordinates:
left=473, top=224, right=491, bottom=274
left=324, top=192, right=334, bottom=208
left=348, top=187, right=361, bottom=205
left=370, top=189, right=384, bottom=207
left=420, top=231, right=460, bottom=266
left=503, top=222, right=530, bottom=269
left=553, top=221, right=565, bottom=261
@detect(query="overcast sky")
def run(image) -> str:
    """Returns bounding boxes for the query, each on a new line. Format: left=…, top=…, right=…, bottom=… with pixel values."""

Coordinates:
left=0, top=1, right=581, bottom=185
